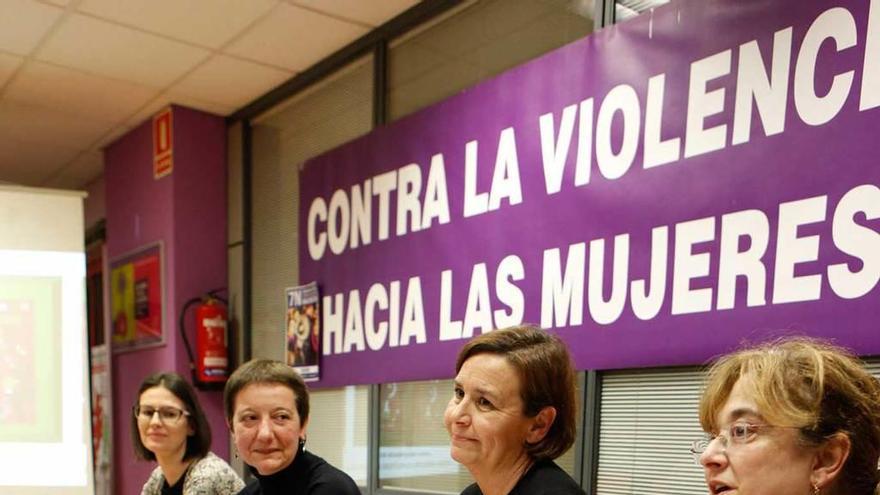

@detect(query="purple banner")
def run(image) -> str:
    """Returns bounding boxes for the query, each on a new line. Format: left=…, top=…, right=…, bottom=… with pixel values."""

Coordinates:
left=300, top=0, right=880, bottom=388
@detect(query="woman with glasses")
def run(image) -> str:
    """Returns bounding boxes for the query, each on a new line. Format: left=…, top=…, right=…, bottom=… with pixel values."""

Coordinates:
left=445, top=325, right=584, bottom=495
left=224, top=359, right=360, bottom=495
left=132, top=372, right=244, bottom=495
left=693, top=337, right=880, bottom=495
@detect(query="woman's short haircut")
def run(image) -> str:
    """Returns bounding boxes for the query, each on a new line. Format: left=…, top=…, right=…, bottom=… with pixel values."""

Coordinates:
left=455, top=325, right=577, bottom=461
left=131, top=372, right=212, bottom=462
left=223, top=359, right=310, bottom=426
left=699, top=337, right=880, bottom=495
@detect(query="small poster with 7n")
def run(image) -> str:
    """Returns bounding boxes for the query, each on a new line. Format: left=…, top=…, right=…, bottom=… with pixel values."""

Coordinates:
left=284, top=282, right=320, bottom=381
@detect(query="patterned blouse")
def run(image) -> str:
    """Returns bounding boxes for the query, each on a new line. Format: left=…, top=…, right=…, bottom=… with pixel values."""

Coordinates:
left=141, top=451, right=245, bottom=495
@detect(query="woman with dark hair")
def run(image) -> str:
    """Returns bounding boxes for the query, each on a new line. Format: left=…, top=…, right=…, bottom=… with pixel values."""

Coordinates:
left=133, top=372, right=244, bottom=495
left=224, top=358, right=360, bottom=495
left=445, top=325, right=584, bottom=495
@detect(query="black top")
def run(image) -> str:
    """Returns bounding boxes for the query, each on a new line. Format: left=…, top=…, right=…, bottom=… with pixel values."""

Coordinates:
left=461, top=460, right=585, bottom=495
left=160, top=467, right=188, bottom=495
left=237, top=449, right=360, bottom=495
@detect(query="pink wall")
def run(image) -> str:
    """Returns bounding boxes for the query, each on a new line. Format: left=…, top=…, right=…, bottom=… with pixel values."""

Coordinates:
left=104, top=105, right=228, bottom=495
left=84, top=176, right=105, bottom=229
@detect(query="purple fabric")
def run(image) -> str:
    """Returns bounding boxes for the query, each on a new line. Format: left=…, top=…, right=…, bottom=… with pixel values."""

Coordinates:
left=300, top=0, right=880, bottom=387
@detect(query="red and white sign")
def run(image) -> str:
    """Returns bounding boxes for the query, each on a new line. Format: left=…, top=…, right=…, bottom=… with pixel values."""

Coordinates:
left=152, top=107, right=173, bottom=179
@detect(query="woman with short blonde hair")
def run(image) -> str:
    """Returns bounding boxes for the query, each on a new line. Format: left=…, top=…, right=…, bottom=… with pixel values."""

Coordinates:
left=695, top=337, right=880, bottom=495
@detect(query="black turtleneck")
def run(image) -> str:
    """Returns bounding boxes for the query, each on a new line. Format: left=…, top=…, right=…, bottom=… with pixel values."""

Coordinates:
left=460, top=459, right=585, bottom=495
left=238, top=449, right=360, bottom=495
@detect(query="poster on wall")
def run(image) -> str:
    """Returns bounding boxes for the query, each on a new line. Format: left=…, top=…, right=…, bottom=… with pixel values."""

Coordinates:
left=110, top=243, right=163, bottom=352
left=90, top=344, right=111, bottom=495
left=88, top=240, right=112, bottom=495
left=299, top=0, right=880, bottom=387
left=285, top=282, right=320, bottom=381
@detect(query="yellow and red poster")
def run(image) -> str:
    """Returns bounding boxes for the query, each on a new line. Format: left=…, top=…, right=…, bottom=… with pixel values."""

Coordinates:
left=110, top=243, right=163, bottom=351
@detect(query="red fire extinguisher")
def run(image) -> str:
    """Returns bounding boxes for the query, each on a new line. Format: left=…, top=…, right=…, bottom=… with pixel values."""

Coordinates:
left=181, top=291, right=231, bottom=389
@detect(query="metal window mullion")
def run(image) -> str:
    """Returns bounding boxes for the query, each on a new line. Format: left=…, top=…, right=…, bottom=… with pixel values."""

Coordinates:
left=582, top=370, right=601, bottom=494
left=373, top=40, right=388, bottom=128
left=368, top=384, right=380, bottom=495
left=571, top=371, right=586, bottom=488
left=241, top=120, right=252, bottom=362
left=596, top=0, right=615, bottom=28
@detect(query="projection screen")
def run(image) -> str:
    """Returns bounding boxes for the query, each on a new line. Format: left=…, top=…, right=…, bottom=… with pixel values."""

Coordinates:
left=0, top=186, right=94, bottom=495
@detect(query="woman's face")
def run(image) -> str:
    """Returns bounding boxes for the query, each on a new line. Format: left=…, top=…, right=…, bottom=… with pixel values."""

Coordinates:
left=700, top=377, right=816, bottom=495
left=231, top=383, right=306, bottom=476
left=444, top=353, right=536, bottom=475
left=137, top=386, right=192, bottom=459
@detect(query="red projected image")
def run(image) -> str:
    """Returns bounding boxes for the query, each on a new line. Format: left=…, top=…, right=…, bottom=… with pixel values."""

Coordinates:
left=0, top=275, right=62, bottom=443
left=0, top=300, right=35, bottom=424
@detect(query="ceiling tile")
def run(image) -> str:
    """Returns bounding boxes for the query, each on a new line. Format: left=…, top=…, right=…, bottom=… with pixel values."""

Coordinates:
left=77, top=0, right=278, bottom=49
left=93, top=123, right=135, bottom=151
left=293, top=0, right=419, bottom=27
left=164, top=90, right=236, bottom=116
left=226, top=3, right=368, bottom=71
left=0, top=0, right=63, bottom=56
left=172, top=55, right=292, bottom=109
left=388, top=38, right=447, bottom=89
left=37, top=13, right=210, bottom=88
left=0, top=99, right=111, bottom=149
left=41, top=150, right=104, bottom=189
left=124, top=96, right=171, bottom=129
left=0, top=134, right=79, bottom=187
left=5, top=61, right=158, bottom=124
left=124, top=93, right=234, bottom=130
left=0, top=53, right=24, bottom=86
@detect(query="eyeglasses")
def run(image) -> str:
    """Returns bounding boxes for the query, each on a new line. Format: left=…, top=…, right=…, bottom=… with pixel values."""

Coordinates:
left=689, top=422, right=800, bottom=465
left=134, top=405, right=190, bottom=424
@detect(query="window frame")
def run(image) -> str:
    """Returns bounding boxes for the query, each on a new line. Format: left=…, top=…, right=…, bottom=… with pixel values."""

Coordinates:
left=228, top=2, right=633, bottom=493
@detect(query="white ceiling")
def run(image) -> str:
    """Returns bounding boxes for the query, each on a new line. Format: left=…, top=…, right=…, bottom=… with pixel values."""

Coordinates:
left=0, top=0, right=419, bottom=190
